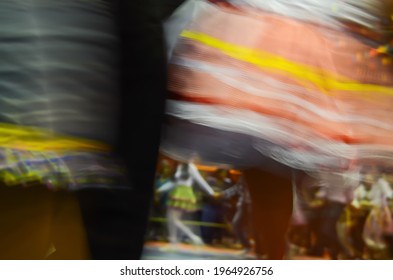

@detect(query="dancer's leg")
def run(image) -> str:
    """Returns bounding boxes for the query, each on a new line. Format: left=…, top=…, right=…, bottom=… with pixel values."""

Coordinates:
left=166, top=208, right=178, bottom=245
left=171, top=209, right=203, bottom=245
left=243, top=168, right=293, bottom=260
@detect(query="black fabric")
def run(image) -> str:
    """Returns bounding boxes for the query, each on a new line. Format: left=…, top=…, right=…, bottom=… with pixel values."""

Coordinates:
left=76, top=189, right=148, bottom=259
left=71, top=0, right=189, bottom=260
left=110, top=0, right=167, bottom=259
left=319, top=201, right=348, bottom=259
left=76, top=0, right=186, bottom=260
left=161, top=117, right=294, bottom=179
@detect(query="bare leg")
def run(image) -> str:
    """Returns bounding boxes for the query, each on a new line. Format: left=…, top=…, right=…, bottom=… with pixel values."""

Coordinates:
left=243, top=168, right=293, bottom=260
left=171, top=208, right=204, bottom=245
left=166, top=207, right=178, bottom=245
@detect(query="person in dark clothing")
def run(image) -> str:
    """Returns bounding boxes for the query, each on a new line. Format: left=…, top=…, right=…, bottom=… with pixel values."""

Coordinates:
left=222, top=177, right=253, bottom=253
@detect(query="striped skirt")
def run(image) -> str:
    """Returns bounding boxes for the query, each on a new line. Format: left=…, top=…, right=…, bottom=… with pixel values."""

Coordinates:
left=162, top=0, right=393, bottom=172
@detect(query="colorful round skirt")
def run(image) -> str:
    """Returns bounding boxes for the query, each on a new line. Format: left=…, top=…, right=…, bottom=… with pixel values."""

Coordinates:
left=167, top=185, right=201, bottom=212
left=163, top=0, right=393, bottom=173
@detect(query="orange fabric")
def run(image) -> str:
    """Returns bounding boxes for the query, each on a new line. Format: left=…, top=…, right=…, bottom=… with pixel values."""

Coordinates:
left=168, top=5, right=393, bottom=150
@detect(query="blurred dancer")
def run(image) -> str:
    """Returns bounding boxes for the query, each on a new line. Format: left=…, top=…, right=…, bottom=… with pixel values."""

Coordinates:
left=157, top=158, right=218, bottom=249
left=0, top=0, right=174, bottom=260
left=0, top=0, right=126, bottom=259
left=161, top=0, right=393, bottom=259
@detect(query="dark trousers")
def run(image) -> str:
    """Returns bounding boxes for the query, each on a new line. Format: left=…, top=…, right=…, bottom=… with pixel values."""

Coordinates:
left=201, top=203, right=225, bottom=244
left=232, top=203, right=251, bottom=249
left=76, top=188, right=149, bottom=259
left=308, top=207, right=324, bottom=256
left=320, top=201, right=347, bottom=259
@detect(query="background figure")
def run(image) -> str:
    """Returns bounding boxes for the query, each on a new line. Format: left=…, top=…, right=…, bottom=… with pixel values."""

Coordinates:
left=317, top=170, right=358, bottom=259
left=200, top=193, right=227, bottom=245
left=148, top=159, right=174, bottom=241
left=302, top=180, right=326, bottom=257
left=222, top=176, right=253, bottom=253
left=288, top=172, right=327, bottom=258
left=201, top=169, right=232, bottom=245
left=349, top=172, right=376, bottom=258
left=363, top=168, right=393, bottom=257
left=157, top=160, right=216, bottom=249
left=287, top=174, right=312, bottom=257
left=383, top=168, right=393, bottom=258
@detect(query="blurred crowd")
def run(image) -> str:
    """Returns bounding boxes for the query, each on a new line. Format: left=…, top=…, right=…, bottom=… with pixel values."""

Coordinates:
left=288, top=165, right=393, bottom=259
left=147, top=156, right=254, bottom=254
left=148, top=157, right=393, bottom=260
